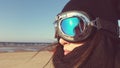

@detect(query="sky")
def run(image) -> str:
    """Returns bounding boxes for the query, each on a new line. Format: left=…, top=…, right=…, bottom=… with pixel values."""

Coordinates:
left=0, top=0, right=119, bottom=43
left=0, top=0, right=69, bottom=42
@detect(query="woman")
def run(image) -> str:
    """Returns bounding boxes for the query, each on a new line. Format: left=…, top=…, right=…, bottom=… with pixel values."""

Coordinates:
left=52, top=0, right=120, bottom=68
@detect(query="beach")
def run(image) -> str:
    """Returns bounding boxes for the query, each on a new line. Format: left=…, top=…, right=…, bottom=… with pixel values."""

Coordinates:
left=0, top=51, right=54, bottom=68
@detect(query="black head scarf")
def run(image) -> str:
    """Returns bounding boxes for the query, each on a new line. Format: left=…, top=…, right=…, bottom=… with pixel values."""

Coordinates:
left=63, top=0, right=120, bottom=20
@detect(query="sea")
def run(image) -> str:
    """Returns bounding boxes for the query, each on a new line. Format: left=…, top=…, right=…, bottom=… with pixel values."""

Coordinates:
left=0, top=42, right=53, bottom=53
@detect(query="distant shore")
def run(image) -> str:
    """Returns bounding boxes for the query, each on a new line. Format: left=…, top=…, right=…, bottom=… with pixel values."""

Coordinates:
left=0, top=42, right=56, bottom=53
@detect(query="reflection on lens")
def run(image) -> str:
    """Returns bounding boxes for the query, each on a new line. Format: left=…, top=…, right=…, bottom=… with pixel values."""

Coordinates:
left=61, top=17, right=79, bottom=36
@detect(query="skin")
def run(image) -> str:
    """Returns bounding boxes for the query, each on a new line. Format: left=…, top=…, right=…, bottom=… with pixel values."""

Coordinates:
left=59, top=38, right=84, bottom=55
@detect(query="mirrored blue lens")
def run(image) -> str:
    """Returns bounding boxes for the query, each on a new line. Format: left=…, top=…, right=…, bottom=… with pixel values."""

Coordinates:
left=61, top=17, right=80, bottom=36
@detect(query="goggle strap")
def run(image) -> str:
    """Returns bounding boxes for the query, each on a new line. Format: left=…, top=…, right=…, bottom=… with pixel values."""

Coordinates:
left=91, top=17, right=102, bottom=29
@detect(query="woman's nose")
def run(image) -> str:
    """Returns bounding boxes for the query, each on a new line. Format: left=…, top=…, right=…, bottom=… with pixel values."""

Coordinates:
left=59, top=38, right=70, bottom=45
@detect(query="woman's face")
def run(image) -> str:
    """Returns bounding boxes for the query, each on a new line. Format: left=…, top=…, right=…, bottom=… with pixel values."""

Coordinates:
left=59, top=38, right=84, bottom=55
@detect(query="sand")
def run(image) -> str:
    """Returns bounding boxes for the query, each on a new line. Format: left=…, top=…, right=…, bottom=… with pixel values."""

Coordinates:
left=0, top=51, right=54, bottom=68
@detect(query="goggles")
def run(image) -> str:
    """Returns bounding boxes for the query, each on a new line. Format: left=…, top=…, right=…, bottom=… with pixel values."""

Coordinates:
left=54, top=11, right=100, bottom=42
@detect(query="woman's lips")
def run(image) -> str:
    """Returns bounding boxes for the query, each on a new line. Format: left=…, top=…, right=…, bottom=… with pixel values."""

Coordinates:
left=64, top=50, right=71, bottom=55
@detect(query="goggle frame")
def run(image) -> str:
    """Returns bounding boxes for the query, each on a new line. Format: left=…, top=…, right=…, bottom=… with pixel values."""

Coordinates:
left=54, top=11, right=100, bottom=42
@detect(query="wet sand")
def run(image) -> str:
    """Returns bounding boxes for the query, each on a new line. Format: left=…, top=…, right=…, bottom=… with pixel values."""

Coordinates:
left=0, top=51, right=54, bottom=68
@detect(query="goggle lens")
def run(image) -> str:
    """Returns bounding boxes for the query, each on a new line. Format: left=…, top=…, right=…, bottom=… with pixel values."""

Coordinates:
left=61, top=17, right=80, bottom=36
